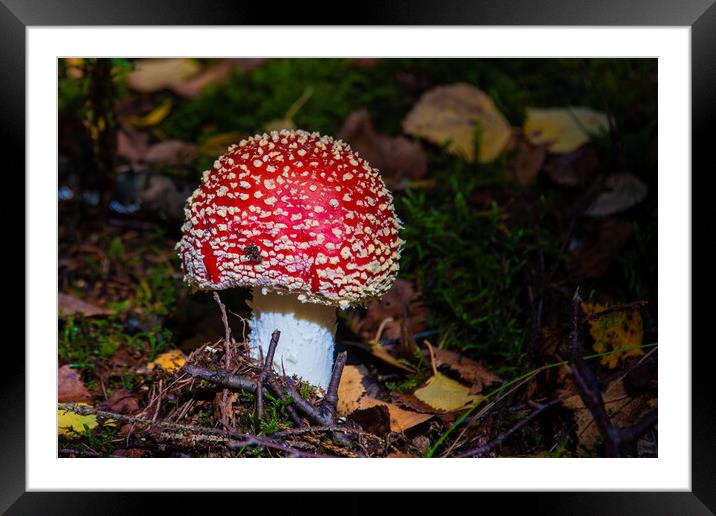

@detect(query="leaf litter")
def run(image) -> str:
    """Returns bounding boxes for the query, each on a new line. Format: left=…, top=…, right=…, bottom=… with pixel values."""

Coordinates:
left=58, top=58, right=657, bottom=458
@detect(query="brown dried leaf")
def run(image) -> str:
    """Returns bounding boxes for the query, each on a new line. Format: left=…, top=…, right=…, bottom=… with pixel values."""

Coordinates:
left=337, top=365, right=367, bottom=416
left=562, top=379, right=652, bottom=449
left=358, top=279, right=426, bottom=342
left=391, top=392, right=436, bottom=414
left=403, top=83, right=512, bottom=163
left=339, top=109, right=428, bottom=185
left=347, top=403, right=391, bottom=436
left=100, top=388, right=139, bottom=414
left=544, top=144, right=600, bottom=187
left=357, top=398, right=433, bottom=433
left=58, top=365, right=92, bottom=403
left=432, top=348, right=501, bottom=393
left=58, top=293, right=111, bottom=318
left=144, top=140, right=197, bottom=167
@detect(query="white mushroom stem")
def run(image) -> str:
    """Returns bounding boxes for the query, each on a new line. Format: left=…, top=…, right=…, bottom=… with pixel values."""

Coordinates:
left=247, top=288, right=337, bottom=390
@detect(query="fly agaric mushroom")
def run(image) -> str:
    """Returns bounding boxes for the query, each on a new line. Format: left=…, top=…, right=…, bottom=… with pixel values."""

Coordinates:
left=177, top=129, right=403, bottom=389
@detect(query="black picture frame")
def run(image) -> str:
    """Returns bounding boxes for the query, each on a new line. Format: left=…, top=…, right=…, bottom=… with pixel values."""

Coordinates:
left=3, top=0, right=711, bottom=513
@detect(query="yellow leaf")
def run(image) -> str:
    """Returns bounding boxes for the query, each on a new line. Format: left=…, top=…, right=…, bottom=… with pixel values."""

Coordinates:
left=147, top=350, right=186, bottom=372
left=403, top=83, right=512, bottom=163
left=523, top=107, right=609, bottom=154
left=413, top=372, right=484, bottom=412
left=58, top=403, right=97, bottom=437
left=582, top=303, right=643, bottom=368
left=337, top=365, right=367, bottom=416
left=357, top=398, right=432, bottom=432
left=127, top=58, right=201, bottom=93
left=367, top=339, right=415, bottom=372
left=123, top=98, right=173, bottom=128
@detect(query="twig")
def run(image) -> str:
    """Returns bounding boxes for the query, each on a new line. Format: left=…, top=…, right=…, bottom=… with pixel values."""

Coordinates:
left=184, top=363, right=330, bottom=426
left=566, top=288, right=622, bottom=456
left=320, top=351, right=347, bottom=424
left=455, top=398, right=563, bottom=458
left=565, top=289, right=657, bottom=457
left=182, top=364, right=260, bottom=392
left=213, top=291, right=233, bottom=430
left=270, top=425, right=380, bottom=441
left=256, top=329, right=280, bottom=420
left=618, top=408, right=658, bottom=444
left=58, top=402, right=332, bottom=458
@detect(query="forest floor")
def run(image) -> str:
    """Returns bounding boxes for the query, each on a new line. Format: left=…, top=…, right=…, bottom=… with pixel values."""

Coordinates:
left=57, top=58, right=658, bottom=458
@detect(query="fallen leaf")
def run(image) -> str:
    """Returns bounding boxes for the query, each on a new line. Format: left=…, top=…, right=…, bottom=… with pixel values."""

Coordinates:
left=58, top=403, right=98, bottom=437
left=581, top=303, right=644, bottom=368
left=100, top=388, right=139, bottom=414
left=524, top=107, right=609, bottom=154
left=413, top=372, right=484, bottom=412
left=337, top=365, right=368, bottom=416
left=543, top=144, right=601, bottom=187
left=357, top=398, right=433, bottom=432
left=339, top=109, right=428, bottom=185
left=562, top=379, right=651, bottom=449
left=126, top=58, right=201, bottom=93
left=356, top=279, right=426, bottom=342
left=391, top=392, right=436, bottom=413
left=58, top=293, right=111, bottom=318
left=403, top=83, right=512, bottom=163
left=147, top=350, right=186, bottom=373
left=144, top=140, right=197, bottom=167
left=122, top=98, right=173, bottom=128
left=347, top=404, right=392, bottom=436
left=58, top=365, right=92, bottom=403
left=584, top=173, right=648, bottom=217
left=367, top=339, right=415, bottom=372
left=432, top=348, right=501, bottom=393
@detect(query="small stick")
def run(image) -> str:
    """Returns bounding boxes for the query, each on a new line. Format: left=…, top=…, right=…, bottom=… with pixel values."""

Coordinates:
left=321, top=351, right=347, bottom=424
left=256, top=330, right=280, bottom=420
left=184, top=363, right=330, bottom=426
left=183, top=364, right=260, bottom=392
left=58, top=403, right=331, bottom=458
left=455, top=398, right=562, bottom=458
left=213, top=291, right=233, bottom=429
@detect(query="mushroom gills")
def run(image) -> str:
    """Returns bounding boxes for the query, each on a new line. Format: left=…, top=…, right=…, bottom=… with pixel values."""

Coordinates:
left=247, top=287, right=337, bottom=390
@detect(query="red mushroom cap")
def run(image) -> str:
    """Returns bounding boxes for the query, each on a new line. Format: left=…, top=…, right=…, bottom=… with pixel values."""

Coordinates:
left=177, top=129, right=403, bottom=308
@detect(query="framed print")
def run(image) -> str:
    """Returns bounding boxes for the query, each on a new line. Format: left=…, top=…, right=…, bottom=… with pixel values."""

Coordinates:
left=3, top=0, right=712, bottom=513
